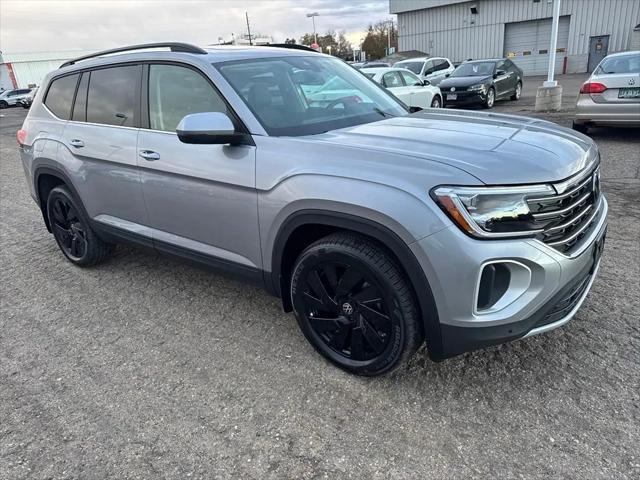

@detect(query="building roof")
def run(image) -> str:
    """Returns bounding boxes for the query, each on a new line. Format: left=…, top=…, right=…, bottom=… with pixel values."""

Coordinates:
left=389, top=0, right=468, bottom=14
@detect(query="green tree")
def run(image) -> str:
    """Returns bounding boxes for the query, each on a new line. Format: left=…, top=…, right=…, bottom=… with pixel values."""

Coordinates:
left=298, top=30, right=351, bottom=58
left=361, top=20, right=398, bottom=60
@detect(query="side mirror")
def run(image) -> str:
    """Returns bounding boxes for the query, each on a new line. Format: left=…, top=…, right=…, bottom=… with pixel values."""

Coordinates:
left=176, top=112, right=250, bottom=145
left=445, top=73, right=450, bottom=78
left=495, top=69, right=506, bottom=78
left=422, top=80, right=431, bottom=86
left=409, top=106, right=423, bottom=113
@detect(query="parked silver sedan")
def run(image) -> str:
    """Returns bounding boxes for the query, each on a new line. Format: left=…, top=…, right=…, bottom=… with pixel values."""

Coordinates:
left=573, top=51, right=640, bottom=134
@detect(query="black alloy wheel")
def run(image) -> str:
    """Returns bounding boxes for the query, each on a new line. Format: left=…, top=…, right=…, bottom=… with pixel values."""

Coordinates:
left=47, top=185, right=112, bottom=266
left=291, top=233, right=421, bottom=376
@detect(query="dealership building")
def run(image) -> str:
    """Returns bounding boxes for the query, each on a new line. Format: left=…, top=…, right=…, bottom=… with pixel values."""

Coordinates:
left=390, top=0, right=640, bottom=75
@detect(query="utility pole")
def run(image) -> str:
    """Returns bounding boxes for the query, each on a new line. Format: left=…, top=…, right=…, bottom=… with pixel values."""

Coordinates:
left=245, top=11, right=253, bottom=46
left=387, top=20, right=392, bottom=55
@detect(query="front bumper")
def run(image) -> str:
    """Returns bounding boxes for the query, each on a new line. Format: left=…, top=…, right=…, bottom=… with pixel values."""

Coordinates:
left=443, top=90, right=486, bottom=107
left=410, top=197, right=608, bottom=359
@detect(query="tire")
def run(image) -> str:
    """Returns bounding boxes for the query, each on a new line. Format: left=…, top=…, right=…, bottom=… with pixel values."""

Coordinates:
left=46, top=185, right=112, bottom=267
left=482, top=87, right=495, bottom=109
left=572, top=120, right=589, bottom=135
left=430, top=95, right=442, bottom=108
left=0, top=101, right=8, bottom=109
left=510, top=81, right=522, bottom=101
left=290, top=233, right=422, bottom=376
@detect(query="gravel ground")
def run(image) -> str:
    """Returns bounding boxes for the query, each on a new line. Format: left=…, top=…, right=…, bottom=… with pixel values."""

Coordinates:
left=1, top=85, right=639, bottom=479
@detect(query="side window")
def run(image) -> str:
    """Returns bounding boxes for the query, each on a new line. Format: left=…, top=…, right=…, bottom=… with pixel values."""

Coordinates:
left=148, top=64, right=227, bottom=133
left=44, top=74, right=79, bottom=120
left=87, top=65, right=139, bottom=127
left=496, top=60, right=507, bottom=71
left=382, top=71, right=403, bottom=88
left=72, top=73, right=89, bottom=122
left=423, top=60, right=435, bottom=75
left=433, top=59, right=448, bottom=71
left=399, top=70, right=422, bottom=86
left=8, top=90, right=18, bottom=97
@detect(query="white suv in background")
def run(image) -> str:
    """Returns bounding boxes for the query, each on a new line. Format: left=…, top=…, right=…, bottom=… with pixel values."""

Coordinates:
left=393, top=57, right=455, bottom=86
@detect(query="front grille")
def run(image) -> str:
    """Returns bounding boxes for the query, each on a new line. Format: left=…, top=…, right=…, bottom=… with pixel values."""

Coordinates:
left=527, top=166, right=602, bottom=254
left=535, top=270, right=592, bottom=328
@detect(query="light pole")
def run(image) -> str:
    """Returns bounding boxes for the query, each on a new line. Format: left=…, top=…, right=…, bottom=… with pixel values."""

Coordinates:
left=306, top=12, right=319, bottom=45
left=544, top=0, right=562, bottom=86
left=535, top=0, right=563, bottom=111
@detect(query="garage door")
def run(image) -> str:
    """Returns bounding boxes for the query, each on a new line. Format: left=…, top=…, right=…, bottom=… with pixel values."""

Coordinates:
left=504, top=16, right=570, bottom=76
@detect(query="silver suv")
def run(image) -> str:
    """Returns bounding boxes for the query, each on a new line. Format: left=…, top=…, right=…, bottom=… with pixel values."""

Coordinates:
left=18, top=43, right=607, bottom=376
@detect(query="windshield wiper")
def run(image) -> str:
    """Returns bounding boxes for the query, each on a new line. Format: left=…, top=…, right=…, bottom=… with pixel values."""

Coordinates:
left=373, top=107, right=396, bottom=118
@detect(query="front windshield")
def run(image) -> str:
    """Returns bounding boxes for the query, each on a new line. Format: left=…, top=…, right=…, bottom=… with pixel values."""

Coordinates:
left=597, top=53, right=640, bottom=74
left=217, top=56, right=407, bottom=136
left=452, top=62, right=496, bottom=77
left=395, top=61, right=423, bottom=74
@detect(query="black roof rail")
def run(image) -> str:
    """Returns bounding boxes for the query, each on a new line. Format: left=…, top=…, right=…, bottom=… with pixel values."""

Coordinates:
left=60, top=42, right=208, bottom=68
left=264, top=44, right=319, bottom=53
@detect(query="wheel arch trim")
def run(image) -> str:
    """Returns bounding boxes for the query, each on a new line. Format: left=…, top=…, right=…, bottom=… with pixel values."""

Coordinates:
left=33, top=165, right=88, bottom=232
left=270, top=209, right=444, bottom=359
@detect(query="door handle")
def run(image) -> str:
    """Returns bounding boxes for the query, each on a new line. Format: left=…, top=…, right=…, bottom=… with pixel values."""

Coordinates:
left=139, top=150, right=160, bottom=161
left=69, top=139, right=84, bottom=148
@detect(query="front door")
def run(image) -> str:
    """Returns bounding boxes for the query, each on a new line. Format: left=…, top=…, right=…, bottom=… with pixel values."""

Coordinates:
left=137, top=63, right=261, bottom=273
left=588, top=35, right=610, bottom=72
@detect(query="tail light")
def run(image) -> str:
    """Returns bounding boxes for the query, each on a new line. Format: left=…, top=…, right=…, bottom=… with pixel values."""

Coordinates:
left=17, top=129, right=27, bottom=146
left=580, top=82, right=607, bottom=94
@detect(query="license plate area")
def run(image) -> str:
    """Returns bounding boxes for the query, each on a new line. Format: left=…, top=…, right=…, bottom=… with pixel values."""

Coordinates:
left=618, top=87, right=640, bottom=98
left=447, top=94, right=457, bottom=100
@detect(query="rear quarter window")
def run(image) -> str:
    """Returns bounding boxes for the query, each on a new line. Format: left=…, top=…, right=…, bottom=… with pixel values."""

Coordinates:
left=44, top=74, right=79, bottom=120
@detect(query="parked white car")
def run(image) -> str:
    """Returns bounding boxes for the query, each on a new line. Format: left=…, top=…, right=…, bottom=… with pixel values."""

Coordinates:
left=362, top=67, right=443, bottom=108
left=393, top=57, right=455, bottom=86
left=0, top=87, right=34, bottom=108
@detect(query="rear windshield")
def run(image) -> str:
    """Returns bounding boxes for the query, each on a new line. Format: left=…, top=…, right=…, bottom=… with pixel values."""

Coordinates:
left=597, top=53, right=640, bottom=74
left=394, top=61, right=423, bottom=74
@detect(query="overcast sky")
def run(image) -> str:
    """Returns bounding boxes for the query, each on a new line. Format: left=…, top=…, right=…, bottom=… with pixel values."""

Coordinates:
left=0, top=0, right=392, bottom=54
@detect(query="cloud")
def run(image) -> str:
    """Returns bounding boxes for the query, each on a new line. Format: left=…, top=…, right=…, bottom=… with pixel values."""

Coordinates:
left=0, top=0, right=391, bottom=53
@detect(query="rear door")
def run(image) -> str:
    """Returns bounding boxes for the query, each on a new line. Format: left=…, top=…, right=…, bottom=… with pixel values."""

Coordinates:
left=137, top=62, right=260, bottom=273
left=59, top=65, right=149, bottom=240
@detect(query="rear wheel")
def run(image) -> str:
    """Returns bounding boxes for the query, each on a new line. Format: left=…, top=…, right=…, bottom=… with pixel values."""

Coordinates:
left=0, top=101, right=8, bottom=109
left=482, top=87, right=495, bottom=109
left=572, top=120, right=590, bottom=135
left=511, top=81, right=522, bottom=101
left=47, top=185, right=112, bottom=267
left=430, top=95, right=442, bottom=108
left=290, top=233, right=422, bottom=376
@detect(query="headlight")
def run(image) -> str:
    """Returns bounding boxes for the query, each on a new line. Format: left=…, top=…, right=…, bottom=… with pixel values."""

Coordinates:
left=468, top=83, right=487, bottom=93
left=432, top=185, right=555, bottom=238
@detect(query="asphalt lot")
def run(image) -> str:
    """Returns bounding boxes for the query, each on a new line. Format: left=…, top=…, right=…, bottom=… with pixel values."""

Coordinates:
left=1, top=82, right=639, bottom=479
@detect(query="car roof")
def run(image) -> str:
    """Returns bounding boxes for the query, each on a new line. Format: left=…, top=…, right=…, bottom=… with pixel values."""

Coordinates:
left=395, top=57, right=429, bottom=63
left=361, top=67, right=415, bottom=75
left=603, top=50, right=640, bottom=58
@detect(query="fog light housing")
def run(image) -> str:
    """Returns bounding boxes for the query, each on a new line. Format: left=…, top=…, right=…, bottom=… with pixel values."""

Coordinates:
left=474, top=261, right=532, bottom=314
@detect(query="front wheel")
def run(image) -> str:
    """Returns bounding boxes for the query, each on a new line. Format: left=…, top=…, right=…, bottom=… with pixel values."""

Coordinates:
left=430, top=95, right=442, bottom=108
left=290, top=233, right=422, bottom=376
left=47, top=185, right=112, bottom=267
left=482, top=87, right=495, bottom=109
left=0, top=101, right=8, bottom=109
left=511, top=82, right=522, bottom=101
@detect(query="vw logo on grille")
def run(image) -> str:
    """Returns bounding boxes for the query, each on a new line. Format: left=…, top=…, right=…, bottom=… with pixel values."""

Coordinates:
left=629, top=78, right=636, bottom=85
left=342, top=303, right=354, bottom=315
left=450, top=87, right=456, bottom=92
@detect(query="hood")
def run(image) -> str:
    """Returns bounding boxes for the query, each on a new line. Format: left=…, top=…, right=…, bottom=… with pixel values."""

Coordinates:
left=439, top=75, right=492, bottom=88
left=313, top=109, right=596, bottom=185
